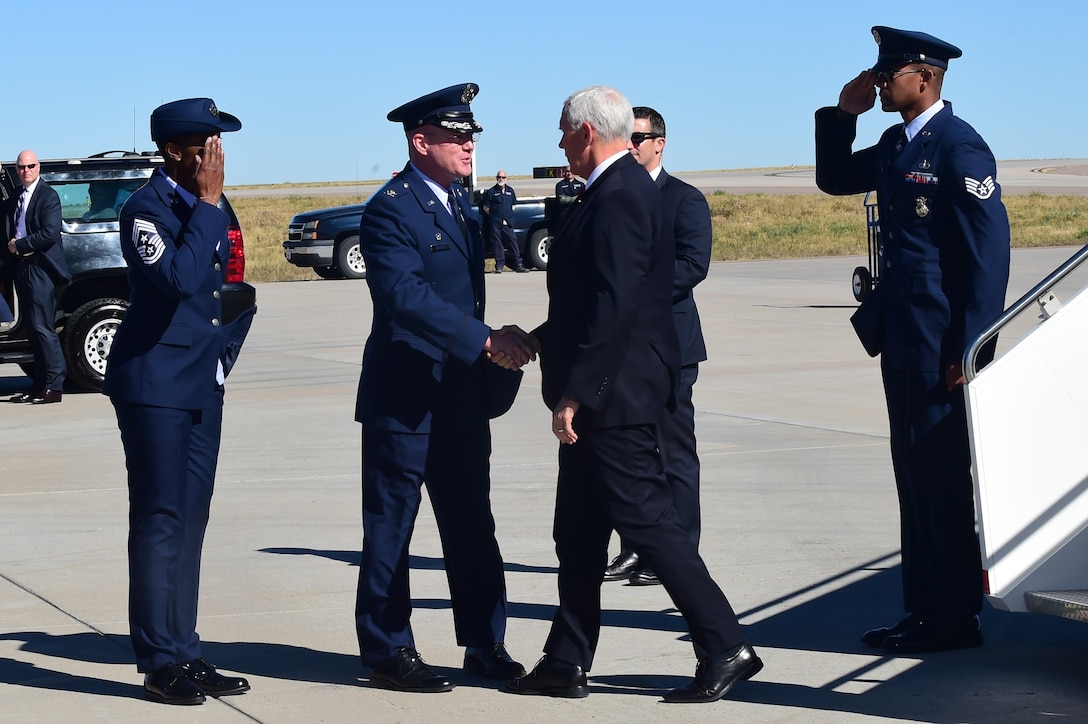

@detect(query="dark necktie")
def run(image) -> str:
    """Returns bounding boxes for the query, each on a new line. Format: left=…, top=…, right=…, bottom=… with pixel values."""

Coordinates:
left=894, top=128, right=908, bottom=157
left=448, top=190, right=467, bottom=237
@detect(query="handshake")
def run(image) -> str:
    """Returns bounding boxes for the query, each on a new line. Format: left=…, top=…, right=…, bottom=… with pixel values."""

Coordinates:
left=485, top=325, right=539, bottom=371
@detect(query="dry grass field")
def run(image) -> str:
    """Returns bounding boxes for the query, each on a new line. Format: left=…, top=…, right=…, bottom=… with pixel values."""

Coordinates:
left=232, top=190, right=1088, bottom=284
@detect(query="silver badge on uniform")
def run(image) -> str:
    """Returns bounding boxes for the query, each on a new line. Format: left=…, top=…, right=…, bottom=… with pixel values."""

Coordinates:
left=915, top=197, right=930, bottom=217
left=385, top=189, right=397, bottom=197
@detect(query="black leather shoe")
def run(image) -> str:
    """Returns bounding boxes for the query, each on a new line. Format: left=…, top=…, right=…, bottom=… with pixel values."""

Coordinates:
left=494, top=267, right=503, bottom=274
left=464, top=643, right=526, bottom=678
left=29, top=389, right=62, bottom=404
left=629, top=568, right=661, bottom=586
left=515, top=266, right=530, bottom=273
left=370, top=647, right=453, bottom=693
left=663, top=642, right=763, bottom=703
left=8, top=391, right=37, bottom=403
left=180, top=657, right=250, bottom=697
left=144, top=663, right=205, bottom=705
left=603, top=549, right=641, bottom=581
left=861, top=613, right=923, bottom=647
left=884, top=615, right=982, bottom=653
left=504, top=655, right=588, bottom=698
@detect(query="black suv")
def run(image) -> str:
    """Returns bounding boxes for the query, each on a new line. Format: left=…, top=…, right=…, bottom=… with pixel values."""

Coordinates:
left=0, top=151, right=256, bottom=391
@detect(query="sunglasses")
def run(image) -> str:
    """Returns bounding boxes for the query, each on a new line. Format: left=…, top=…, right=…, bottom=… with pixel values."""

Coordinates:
left=16, top=163, right=37, bottom=170
left=630, top=132, right=663, bottom=146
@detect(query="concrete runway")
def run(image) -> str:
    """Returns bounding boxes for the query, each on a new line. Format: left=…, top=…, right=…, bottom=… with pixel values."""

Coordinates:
left=3, top=249, right=1087, bottom=722
left=228, top=158, right=1088, bottom=199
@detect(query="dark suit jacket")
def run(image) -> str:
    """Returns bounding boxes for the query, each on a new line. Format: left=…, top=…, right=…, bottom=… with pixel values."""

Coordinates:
left=2, top=180, right=70, bottom=284
left=103, top=171, right=254, bottom=410
left=355, top=163, right=498, bottom=433
left=657, top=169, right=710, bottom=366
left=535, top=153, right=679, bottom=428
left=815, top=102, right=1010, bottom=373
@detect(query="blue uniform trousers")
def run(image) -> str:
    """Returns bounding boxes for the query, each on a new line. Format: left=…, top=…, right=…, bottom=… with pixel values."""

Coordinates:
left=113, top=389, right=223, bottom=673
left=545, top=423, right=744, bottom=669
left=881, top=362, right=983, bottom=620
left=355, top=420, right=508, bottom=665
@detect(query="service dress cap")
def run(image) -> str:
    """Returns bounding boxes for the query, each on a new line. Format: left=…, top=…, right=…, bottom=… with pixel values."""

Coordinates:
left=150, top=98, right=242, bottom=143
left=870, top=26, right=962, bottom=72
left=387, top=83, right=483, bottom=134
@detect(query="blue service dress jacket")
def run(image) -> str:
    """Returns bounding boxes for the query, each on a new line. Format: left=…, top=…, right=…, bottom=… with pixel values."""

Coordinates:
left=815, top=102, right=1010, bottom=372
left=355, top=164, right=497, bottom=432
left=103, top=171, right=254, bottom=407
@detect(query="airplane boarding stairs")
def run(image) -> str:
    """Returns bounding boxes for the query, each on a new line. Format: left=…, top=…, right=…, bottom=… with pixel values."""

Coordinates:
left=964, top=244, right=1088, bottom=623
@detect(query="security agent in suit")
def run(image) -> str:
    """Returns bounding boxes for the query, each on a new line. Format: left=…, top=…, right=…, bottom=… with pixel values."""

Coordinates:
left=354, top=83, right=533, bottom=693
left=4, top=150, right=69, bottom=403
left=103, top=98, right=255, bottom=705
left=815, top=27, right=1010, bottom=653
left=480, top=170, right=528, bottom=273
left=506, top=86, right=761, bottom=704
left=604, top=106, right=712, bottom=587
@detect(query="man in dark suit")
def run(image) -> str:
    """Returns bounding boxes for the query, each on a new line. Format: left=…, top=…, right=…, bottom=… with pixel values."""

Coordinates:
left=5, top=149, right=69, bottom=403
left=103, top=98, right=255, bottom=705
left=354, top=83, right=533, bottom=693
left=604, top=106, right=712, bottom=586
left=815, top=27, right=1010, bottom=653
left=505, top=86, right=760, bottom=704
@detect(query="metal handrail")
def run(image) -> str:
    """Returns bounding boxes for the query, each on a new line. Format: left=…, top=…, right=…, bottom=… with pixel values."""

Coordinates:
left=964, top=243, right=1088, bottom=381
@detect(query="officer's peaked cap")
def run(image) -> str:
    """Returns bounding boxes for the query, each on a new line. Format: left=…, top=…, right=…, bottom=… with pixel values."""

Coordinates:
left=387, top=83, right=483, bottom=134
left=870, top=26, right=962, bottom=72
left=150, top=98, right=242, bottom=143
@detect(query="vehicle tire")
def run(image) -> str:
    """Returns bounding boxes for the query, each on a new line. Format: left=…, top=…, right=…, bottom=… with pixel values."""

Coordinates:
left=527, top=228, right=551, bottom=270
left=314, top=265, right=344, bottom=280
left=852, top=266, right=873, bottom=303
left=336, top=235, right=367, bottom=279
left=62, top=297, right=128, bottom=392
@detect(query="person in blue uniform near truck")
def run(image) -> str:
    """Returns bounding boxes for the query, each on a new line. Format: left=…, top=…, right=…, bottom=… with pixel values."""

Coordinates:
left=815, top=26, right=1010, bottom=653
left=103, top=97, right=255, bottom=705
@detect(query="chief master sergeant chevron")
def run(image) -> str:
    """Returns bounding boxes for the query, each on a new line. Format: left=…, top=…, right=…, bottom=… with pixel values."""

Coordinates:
left=815, top=27, right=1010, bottom=653
left=103, top=98, right=255, bottom=705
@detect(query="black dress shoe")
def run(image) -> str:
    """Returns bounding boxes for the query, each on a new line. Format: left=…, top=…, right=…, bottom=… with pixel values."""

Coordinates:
left=861, top=613, right=923, bottom=647
left=464, top=643, right=526, bottom=678
left=180, top=657, right=250, bottom=696
left=663, top=642, right=763, bottom=703
left=515, top=266, right=530, bottom=273
left=504, top=655, right=588, bottom=698
left=603, top=549, right=641, bottom=581
left=884, top=615, right=982, bottom=653
left=8, top=391, right=37, bottom=403
left=629, top=568, right=661, bottom=586
left=494, top=267, right=504, bottom=274
left=144, top=663, right=205, bottom=705
left=370, top=647, right=453, bottom=693
left=29, top=389, right=62, bottom=404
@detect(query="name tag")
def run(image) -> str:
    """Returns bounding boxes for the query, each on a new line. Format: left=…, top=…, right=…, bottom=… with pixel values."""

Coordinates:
left=429, top=243, right=450, bottom=253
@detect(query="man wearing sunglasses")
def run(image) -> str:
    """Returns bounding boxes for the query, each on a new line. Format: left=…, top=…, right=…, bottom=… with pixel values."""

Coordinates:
left=815, top=27, right=1010, bottom=653
left=603, top=107, right=712, bottom=587
left=4, top=150, right=69, bottom=404
left=481, top=170, right=529, bottom=273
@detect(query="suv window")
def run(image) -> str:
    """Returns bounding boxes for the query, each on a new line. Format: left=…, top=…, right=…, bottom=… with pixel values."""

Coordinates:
left=53, top=178, right=145, bottom=223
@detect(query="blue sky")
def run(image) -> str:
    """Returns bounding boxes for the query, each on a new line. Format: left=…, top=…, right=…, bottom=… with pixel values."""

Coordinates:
left=8, top=1, right=1081, bottom=185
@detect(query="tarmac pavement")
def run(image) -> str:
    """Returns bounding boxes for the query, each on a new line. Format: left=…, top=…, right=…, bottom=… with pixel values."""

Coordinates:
left=3, top=249, right=1088, bottom=723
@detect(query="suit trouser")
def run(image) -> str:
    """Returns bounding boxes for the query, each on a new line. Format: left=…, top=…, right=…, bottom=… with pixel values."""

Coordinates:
left=881, top=363, right=983, bottom=619
left=355, top=420, right=508, bottom=665
left=113, top=390, right=223, bottom=672
left=489, top=222, right=522, bottom=270
left=14, top=262, right=65, bottom=390
left=544, top=423, right=745, bottom=669
left=620, top=364, right=701, bottom=553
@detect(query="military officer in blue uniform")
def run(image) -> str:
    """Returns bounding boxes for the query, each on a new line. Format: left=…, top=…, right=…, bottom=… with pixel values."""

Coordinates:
left=354, top=83, right=534, bottom=693
left=815, top=27, right=1010, bottom=653
left=103, top=98, right=255, bottom=705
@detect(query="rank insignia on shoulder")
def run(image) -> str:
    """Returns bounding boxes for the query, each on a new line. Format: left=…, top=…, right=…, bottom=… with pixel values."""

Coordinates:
left=132, top=218, right=165, bottom=265
left=965, top=175, right=996, bottom=200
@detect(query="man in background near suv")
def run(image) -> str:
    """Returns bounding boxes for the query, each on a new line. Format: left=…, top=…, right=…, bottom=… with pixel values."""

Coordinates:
left=103, top=98, right=255, bottom=706
left=603, top=107, right=713, bottom=587
left=554, top=166, right=585, bottom=218
left=481, top=170, right=529, bottom=273
left=4, top=150, right=69, bottom=404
